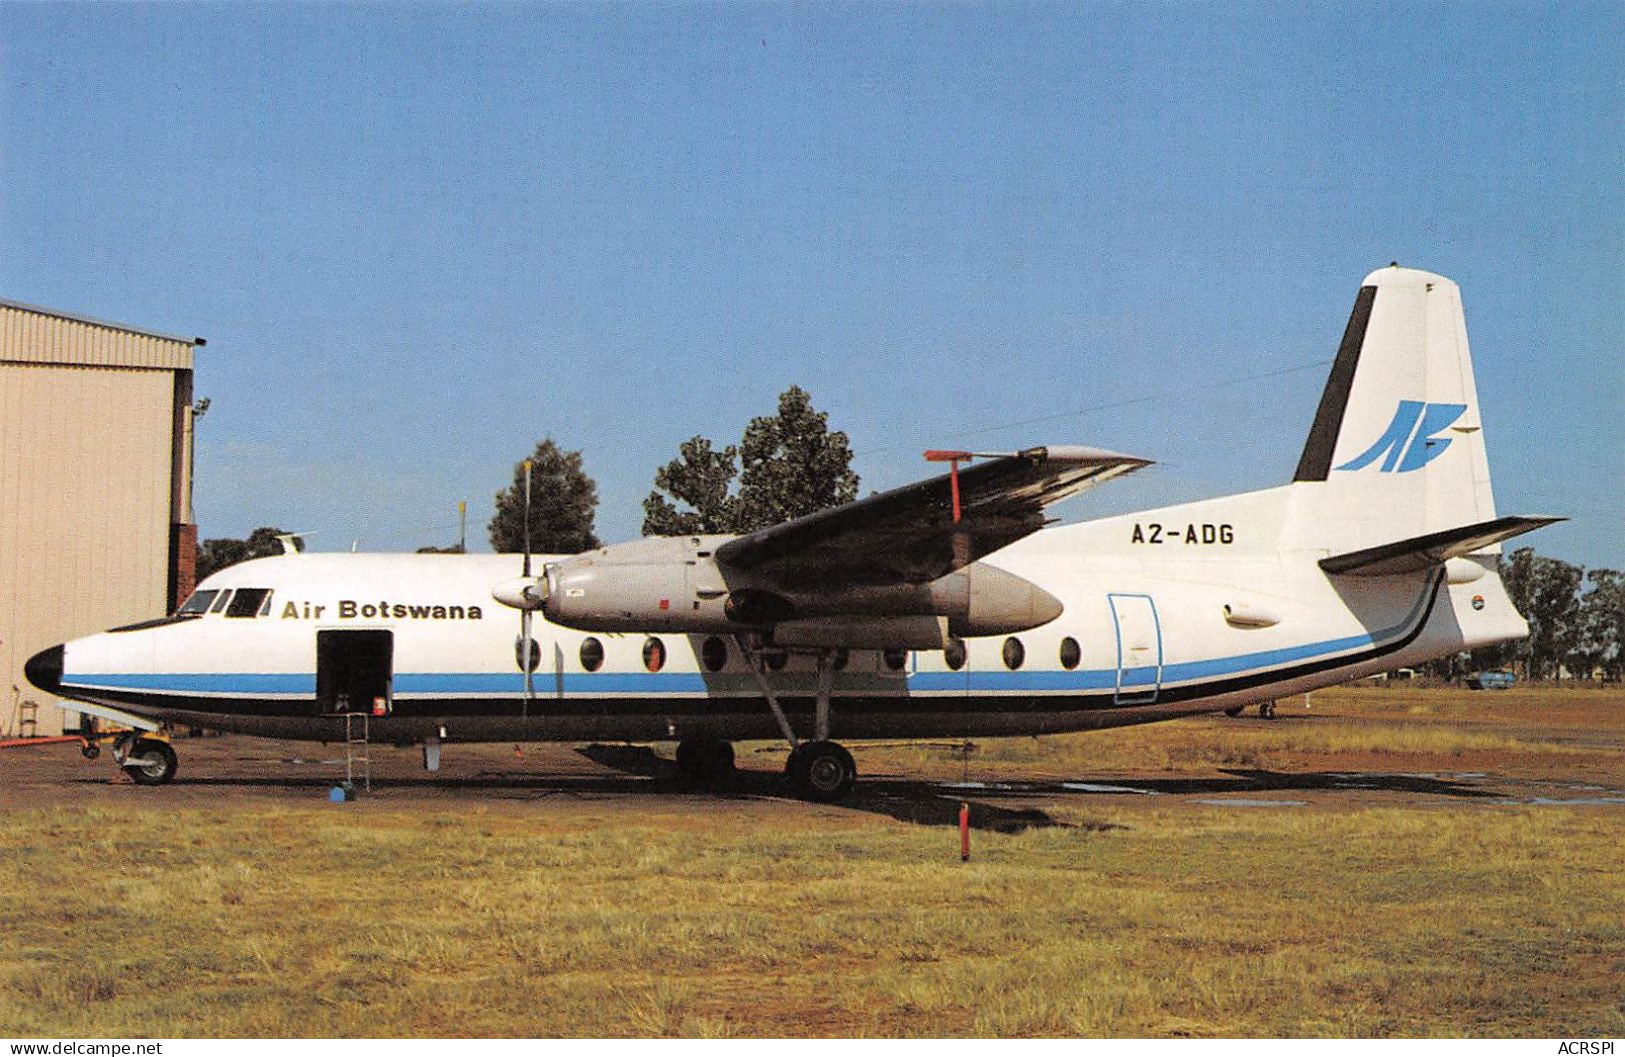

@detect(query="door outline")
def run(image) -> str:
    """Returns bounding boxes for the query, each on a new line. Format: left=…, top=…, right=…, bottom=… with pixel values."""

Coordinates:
left=315, top=629, right=394, bottom=715
left=1108, top=594, right=1162, bottom=705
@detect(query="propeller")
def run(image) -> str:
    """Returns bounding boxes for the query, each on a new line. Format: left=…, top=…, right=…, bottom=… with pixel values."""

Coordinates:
left=520, top=459, right=536, bottom=712
left=491, top=461, right=546, bottom=712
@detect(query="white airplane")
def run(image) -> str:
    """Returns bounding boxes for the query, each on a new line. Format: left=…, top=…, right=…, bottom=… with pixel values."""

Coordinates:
left=26, top=266, right=1560, bottom=800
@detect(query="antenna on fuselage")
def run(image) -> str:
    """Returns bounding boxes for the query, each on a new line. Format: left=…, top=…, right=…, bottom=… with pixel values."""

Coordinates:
left=273, top=532, right=309, bottom=555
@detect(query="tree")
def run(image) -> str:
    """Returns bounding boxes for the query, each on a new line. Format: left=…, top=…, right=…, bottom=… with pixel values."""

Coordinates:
left=642, top=436, right=741, bottom=536
left=489, top=438, right=601, bottom=554
left=735, top=386, right=860, bottom=530
left=1578, top=569, right=1624, bottom=683
left=642, top=386, right=860, bottom=536
left=196, top=526, right=295, bottom=581
left=1501, top=547, right=1585, bottom=680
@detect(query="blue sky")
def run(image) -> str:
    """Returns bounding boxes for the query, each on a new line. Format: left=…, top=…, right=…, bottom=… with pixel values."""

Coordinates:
left=3, top=2, right=1619, bottom=568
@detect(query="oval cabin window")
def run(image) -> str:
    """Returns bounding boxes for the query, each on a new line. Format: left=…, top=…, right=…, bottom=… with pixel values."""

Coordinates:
left=944, top=637, right=967, bottom=671
left=643, top=637, right=666, bottom=673
left=579, top=637, right=605, bottom=673
left=701, top=636, right=728, bottom=672
left=1002, top=637, right=1025, bottom=670
left=883, top=647, right=908, bottom=672
left=1059, top=637, right=1081, bottom=671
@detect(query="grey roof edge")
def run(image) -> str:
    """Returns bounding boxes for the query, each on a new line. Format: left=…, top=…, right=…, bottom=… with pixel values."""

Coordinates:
left=0, top=296, right=206, bottom=347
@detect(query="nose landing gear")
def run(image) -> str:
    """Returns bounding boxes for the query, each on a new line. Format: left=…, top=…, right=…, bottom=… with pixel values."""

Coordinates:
left=117, top=735, right=178, bottom=785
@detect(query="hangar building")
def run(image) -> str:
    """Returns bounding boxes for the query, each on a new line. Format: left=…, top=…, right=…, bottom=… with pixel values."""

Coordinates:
left=1, top=298, right=204, bottom=736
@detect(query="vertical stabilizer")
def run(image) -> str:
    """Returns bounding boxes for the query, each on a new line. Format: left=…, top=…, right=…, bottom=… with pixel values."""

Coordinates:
left=1290, top=266, right=1497, bottom=549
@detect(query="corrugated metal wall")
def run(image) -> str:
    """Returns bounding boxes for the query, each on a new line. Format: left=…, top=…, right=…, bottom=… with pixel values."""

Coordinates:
left=1, top=302, right=193, bottom=371
left=1, top=304, right=195, bottom=735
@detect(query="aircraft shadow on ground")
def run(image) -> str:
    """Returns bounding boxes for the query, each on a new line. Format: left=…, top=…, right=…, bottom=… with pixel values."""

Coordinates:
left=73, top=749, right=1500, bottom=833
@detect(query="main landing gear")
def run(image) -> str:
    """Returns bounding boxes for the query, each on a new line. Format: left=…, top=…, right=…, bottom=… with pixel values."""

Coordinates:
left=675, top=737, right=736, bottom=784
left=785, top=740, right=856, bottom=802
left=735, top=636, right=858, bottom=802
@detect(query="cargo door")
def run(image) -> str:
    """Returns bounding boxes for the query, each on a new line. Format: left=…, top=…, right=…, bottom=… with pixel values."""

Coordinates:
left=316, top=629, right=394, bottom=715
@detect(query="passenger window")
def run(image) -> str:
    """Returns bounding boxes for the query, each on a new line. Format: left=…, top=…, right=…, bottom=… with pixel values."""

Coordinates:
left=1003, top=637, right=1025, bottom=670
left=210, top=591, right=233, bottom=614
left=1059, top=637, right=1081, bottom=671
left=883, top=647, right=908, bottom=672
left=643, top=637, right=666, bottom=673
left=580, top=637, right=605, bottom=672
left=945, top=637, right=967, bottom=671
left=701, top=636, right=728, bottom=672
left=177, top=590, right=218, bottom=616
left=226, top=588, right=271, bottom=618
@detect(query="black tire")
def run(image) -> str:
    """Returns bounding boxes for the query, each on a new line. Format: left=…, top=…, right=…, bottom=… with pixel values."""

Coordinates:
left=785, top=740, right=856, bottom=802
left=1259, top=701, right=1277, bottom=720
left=1223, top=706, right=1244, bottom=718
left=675, top=738, right=736, bottom=784
left=81, top=741, right=101, bottom=760
left=126, top=739, right=177, bottom=785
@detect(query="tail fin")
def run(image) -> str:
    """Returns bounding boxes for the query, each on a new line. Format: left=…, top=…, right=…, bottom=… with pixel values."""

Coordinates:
left=1291, top=265, right=1498, bottom=546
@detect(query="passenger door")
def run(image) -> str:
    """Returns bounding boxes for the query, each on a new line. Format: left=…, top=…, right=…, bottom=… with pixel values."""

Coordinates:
left=1108, top=594, right=1162, bottom=704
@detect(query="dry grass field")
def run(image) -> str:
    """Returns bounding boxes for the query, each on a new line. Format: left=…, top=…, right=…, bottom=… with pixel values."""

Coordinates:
left=1, top=685, right=1621, bottom=1038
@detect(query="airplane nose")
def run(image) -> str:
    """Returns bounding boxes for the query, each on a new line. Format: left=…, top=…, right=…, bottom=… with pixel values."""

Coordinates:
left=24, top=644, right=63, bottom=695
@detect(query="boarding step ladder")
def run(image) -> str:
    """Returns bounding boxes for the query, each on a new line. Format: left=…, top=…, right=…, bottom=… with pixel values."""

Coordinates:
left=15, top=696, right=39, bottom=739
left=341, top=711, right=372, bottom=792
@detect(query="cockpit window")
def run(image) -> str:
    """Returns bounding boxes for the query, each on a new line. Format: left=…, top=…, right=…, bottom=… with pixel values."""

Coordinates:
left=210, top=590, right=233, bottom=614
left=177, top=590, right=219, bottom=617
left=226, top=588, right=272, bottom=618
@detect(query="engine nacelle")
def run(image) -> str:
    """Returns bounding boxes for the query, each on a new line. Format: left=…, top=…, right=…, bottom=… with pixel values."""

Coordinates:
left=533, top=536, right=1065, bottom=641
left=773, top=616, right=950, bottom=651
left=541, top=551, right=734, bottom=633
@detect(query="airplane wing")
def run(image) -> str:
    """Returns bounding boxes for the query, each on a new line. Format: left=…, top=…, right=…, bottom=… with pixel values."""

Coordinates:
left=715, top=445, right=1151, bottom=587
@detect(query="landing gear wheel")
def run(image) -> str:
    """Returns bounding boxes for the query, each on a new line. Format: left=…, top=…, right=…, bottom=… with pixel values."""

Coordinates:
left=785, top=740, right=856, bottom=802
left=1259, top=701, right=1278, bottom=720
left=675, top=738, right=736, bottom=784
left=125, top=739, right=177, bottom=785
left=1223, top=706, right=1244, bottom=718
left=80, top=740, right=101, bottom=760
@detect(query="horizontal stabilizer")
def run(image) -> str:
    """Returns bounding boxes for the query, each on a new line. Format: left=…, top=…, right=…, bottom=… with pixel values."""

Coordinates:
left=1319, top=515, right=1565, bottom=577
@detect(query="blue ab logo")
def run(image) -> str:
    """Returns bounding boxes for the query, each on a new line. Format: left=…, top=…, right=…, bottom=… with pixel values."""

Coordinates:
left=1335, top=400, right=1468, bottom=474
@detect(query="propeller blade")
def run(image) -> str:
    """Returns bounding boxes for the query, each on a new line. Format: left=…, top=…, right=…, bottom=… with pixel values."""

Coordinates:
left=521, top=609, right=534, bottom=714
left=521, top=458, right=533, bottom=578
left=521, top=458, right=536, bottom=714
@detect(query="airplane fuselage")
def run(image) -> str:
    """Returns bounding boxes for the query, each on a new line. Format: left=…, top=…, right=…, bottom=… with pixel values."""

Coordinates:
left=24, top=267, right=1551, bottom=798
left=37, top=482, right=1526, bottom=748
